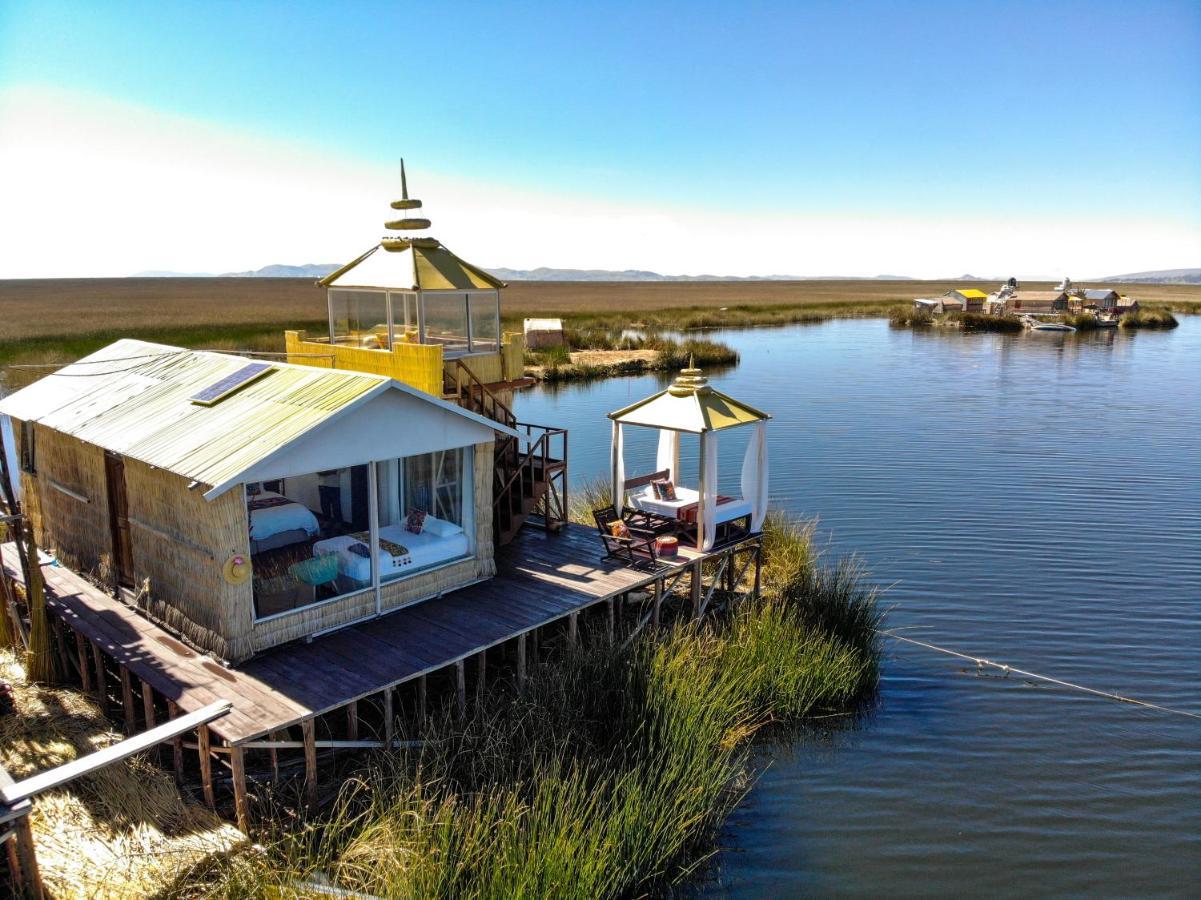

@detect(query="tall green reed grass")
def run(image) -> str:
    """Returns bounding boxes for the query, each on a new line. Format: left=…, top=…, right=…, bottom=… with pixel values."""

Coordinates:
left=181, top=513, right=880, bottom=899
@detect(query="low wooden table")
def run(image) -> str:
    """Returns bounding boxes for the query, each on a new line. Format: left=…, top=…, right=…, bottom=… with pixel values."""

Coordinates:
left=654, top=534, right=680, bottom=559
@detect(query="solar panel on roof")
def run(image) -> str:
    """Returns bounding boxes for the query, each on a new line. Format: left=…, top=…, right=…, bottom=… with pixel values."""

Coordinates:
left=189, top=362, right=275, bottom=406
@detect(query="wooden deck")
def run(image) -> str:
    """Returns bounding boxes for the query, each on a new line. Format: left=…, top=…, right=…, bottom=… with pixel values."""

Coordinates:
left=2, top=525, right=714, bottom=746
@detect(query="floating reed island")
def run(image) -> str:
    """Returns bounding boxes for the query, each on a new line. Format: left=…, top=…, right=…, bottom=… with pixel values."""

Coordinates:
left=899, top=276, right=1180, bottom=332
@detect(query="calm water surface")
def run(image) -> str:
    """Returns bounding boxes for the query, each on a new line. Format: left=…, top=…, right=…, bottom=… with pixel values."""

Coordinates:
left=513, top=317, right=1201, bottom=897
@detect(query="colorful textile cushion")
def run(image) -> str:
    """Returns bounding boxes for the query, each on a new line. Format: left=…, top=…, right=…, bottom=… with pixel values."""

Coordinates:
left=653, top=480, right=677, bottom=501
left=607, top=519, right=631, bottom=539
left=406, top=508, right=428, bottom=535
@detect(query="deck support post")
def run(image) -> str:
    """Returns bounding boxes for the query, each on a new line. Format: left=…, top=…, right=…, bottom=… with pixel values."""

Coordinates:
left=607, top=598, right=615, bottom=643
left=120, top=666, right=136, bottom=735
left=652, top=579, right=662, bottom=633
left=516, top=632, right=528, bottom=692
left=229, top=745, right=250, bottom=834
left=90, top=642, right=108, bottom=713
left=197, top=724, right=214, bottom=808
left=167, top=701, right=184, bottom=783
left=269, top=731, right=282, bottom=781
left=568, top=611, right=578, bottom=646
left=302, top=718, right=317, bottom=808
left=141, top=681, right=158, bottom=763
left=476, top=650, right=487, bottom=702
left=753, top=541, right=762, bottom=600
left=73, top=630, right=91, bottom=693
left=383, top=689, right=394, bottom=748
left=691, top=560, right=703, bottom=620
left=346, top=701, right=359, bottom=741
left=417, top=676, right=427, bottom=724
left=8, top=814, right=44, bottom=900
left=455, top=660, right=466, bottom=720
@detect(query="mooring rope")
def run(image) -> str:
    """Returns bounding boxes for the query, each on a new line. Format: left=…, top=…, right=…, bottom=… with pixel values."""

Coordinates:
left=878, top=630, right=1201, bottom=721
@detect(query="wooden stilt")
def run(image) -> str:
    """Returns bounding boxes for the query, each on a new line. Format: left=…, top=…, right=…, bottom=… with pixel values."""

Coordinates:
left=691, top=559, right=703, bottom=620
left=10, top=814, right=44, bottom=900
left=516, top=633, right=527, bottom=692
left=383, top=689, right=394, bottom=748
left=568, top=611, right=578, bottom=646
left=302, top=718, right=317, bottom=808
left=346, top=700, right=359, bottom=741
left=73, top=630, right=91, bottom=692
left=167, top=700, right=184, bottom=783
left=140, top=681, right=158, bottom=763
left=417, top=675, right=427, bottom=724
left=197, top=724, right=214, bottom=808
left=90, top=642, right=108, bottom=713
left=607, top=597, right=616, bottom=642
left=268, top=731, right=281, bottom=781
left=229, top=745, right=250, bottom=834
left=476, top=650, right=487, bottom=702
left=753, top=542, right=762, bottom=599
left=652, top=579, right=662, bottom=632
left=119, top=666, right=136, bottom=735
left=455, top=659, right=466, bottom=720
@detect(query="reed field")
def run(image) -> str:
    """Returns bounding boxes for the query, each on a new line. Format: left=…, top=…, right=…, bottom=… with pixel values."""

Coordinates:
left=173, top=511, right=882, bottom=899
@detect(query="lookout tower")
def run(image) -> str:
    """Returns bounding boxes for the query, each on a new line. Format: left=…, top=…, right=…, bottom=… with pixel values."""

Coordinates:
left=286, top=161, right=526, bottom=398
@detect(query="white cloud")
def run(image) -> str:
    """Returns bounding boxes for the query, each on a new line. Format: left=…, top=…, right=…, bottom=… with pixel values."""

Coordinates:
left=1, top=85, right=1197, bottom=280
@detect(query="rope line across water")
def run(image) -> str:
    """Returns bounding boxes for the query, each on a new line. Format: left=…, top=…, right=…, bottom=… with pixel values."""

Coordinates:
left=878, top=630, right=1201, bottom=721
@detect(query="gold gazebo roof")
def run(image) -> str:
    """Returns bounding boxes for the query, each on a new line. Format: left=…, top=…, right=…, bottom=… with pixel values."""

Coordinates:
left=608, top=362, right=770, bottom=433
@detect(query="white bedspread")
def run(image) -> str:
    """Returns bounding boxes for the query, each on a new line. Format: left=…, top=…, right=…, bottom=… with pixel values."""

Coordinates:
left=249, top=491, right=320, bottom=541
left=314, top=523, right=470, bottom=584
left=629, top=486, right=753, bottom=524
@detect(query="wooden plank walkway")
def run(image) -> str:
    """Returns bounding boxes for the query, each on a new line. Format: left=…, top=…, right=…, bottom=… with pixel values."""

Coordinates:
left=2, top=525, right=690, bottom=746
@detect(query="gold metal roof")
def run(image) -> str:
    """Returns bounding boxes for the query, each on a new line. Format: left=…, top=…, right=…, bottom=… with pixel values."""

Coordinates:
left=319, top=240, right=505, bottom=291
left=0, top=339, right=515, bottom=497
left=608, top=363, right=770, bottom=433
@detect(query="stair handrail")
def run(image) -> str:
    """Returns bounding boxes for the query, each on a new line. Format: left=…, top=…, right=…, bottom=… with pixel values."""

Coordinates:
left=494, top=430, right=549, bottom=523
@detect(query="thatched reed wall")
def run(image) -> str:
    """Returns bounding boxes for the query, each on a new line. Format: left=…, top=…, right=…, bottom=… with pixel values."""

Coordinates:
left=123, top=458, right=250, bottom=661
left=21, top=423, right=113, bottom=581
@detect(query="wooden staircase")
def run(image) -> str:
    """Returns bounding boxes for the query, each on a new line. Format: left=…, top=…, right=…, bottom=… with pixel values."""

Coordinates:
left=444, top=360, right=568, bottom=545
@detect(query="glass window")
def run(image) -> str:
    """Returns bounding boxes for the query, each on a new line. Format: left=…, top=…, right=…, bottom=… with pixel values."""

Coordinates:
left=249, top=464, right=373, bottom=619
left=422, top=293, right=469, bottom=354
left=388, top=292, right=418, bottom=344
left=375, top=448, right=473, bottom=583
left=469, top=292, right=500, bottom=352
left=329, top=289, right=389, bottom=348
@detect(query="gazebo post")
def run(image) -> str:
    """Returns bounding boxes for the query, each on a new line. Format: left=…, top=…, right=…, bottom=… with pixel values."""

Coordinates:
left=610, top=421, right=622, bottom=510
left=695, top=433, right=707, bottom=551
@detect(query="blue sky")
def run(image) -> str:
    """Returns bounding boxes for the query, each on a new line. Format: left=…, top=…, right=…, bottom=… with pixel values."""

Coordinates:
left=1, top=1, right=1198, bottom=276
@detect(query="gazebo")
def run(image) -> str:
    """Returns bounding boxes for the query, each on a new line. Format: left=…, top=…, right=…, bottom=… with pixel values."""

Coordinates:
left=608, top=363, right=770, bottom=551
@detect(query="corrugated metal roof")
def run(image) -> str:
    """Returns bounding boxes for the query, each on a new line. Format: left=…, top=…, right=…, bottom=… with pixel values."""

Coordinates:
left=949, top=289, right=988, bottom=299
left=0, top=340, right=516, bottom=495
left=321, top=240, right=504, bottom=291
left=1083, top=289, right=1119, bottom=300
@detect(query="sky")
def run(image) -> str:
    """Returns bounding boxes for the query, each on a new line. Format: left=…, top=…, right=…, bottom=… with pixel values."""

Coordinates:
left=0, top=0, right=1198, bottom=279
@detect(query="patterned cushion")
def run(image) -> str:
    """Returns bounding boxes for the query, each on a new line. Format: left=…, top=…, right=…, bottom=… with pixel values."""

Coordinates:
left=607, top=519, right=630, bottom=538
left=405, top=508, right=428, bottom=534
left=654, top=480, right=677, bottom=501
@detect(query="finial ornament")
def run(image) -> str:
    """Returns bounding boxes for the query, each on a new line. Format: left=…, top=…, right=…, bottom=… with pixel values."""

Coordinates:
left=388, top=157, right=428, bottom=225
left=668, top=359, right=711, bottom=396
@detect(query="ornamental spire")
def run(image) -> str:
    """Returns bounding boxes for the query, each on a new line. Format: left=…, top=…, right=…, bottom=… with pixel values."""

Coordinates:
left=386, top=158, right=431, bottom=231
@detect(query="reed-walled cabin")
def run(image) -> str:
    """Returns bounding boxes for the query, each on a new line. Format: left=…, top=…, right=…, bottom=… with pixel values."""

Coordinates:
left=285, top=161, right=526, bottom=402
left=944, top=288, right=987, bottom=312
left=0, top=340, right=518, bottom=663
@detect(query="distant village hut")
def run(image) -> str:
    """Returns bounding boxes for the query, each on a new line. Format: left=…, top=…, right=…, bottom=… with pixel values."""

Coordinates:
left=0, top=340, right=517, bottom=663
left=524, top=318, right=566, bottom=349
left=1082, top=289, right=1121, bottom=309
left=1007, top=290, right=1069, bottom=313
left=944, top=289, right=987, bottom=312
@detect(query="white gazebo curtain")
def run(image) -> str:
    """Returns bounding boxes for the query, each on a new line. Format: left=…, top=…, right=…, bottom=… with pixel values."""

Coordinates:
left=701, top=431, right=718, bottom=550
left=740, top=420, right=769, bottom=532
left=656, top=428, right=680, bottom=482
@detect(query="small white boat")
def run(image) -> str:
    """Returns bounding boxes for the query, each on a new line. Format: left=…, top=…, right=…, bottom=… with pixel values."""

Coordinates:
left=1022, top=315, right=1076, bottom=333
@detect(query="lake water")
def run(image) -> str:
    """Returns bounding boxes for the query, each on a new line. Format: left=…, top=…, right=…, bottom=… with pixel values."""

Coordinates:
left=513, top=316, right=1201, bottom=897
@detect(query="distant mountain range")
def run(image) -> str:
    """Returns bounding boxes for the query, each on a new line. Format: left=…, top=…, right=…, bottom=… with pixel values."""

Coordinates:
left=130, top=264, right=1201, bottom=284
left=1093, top=267, right=1201, bottom=285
